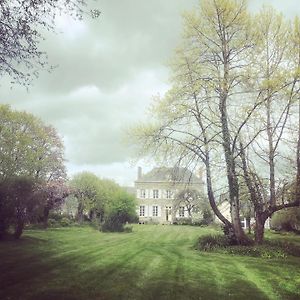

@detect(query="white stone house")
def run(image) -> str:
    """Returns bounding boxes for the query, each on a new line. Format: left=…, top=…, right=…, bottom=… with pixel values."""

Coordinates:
left=217, top=198, right=271, bottom=230
left=134, top=167, right=204, bottom=224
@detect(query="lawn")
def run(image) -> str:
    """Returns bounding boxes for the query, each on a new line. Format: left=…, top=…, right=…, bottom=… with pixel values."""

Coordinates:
left=0, top=225, right=299, bottom=300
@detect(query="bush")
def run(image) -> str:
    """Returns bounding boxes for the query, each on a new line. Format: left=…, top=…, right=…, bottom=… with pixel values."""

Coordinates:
left=271, top=208, right=300, bottom=233
left=47, top=218, right=58, bottom=227
left=173, top=218, right=192, bottom=225
left=46, top=213, right=74, bottom=227
left=101, top=190, right=137, bottom=232
left=196, top=234, right=300, bottom=258
left=60, top=217, right=71, bottom=227
left=196, top=234, right=230, bottom=251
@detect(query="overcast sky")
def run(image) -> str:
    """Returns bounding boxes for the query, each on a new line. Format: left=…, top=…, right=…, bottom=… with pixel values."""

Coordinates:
left=0, top=0, right=299, bottom=186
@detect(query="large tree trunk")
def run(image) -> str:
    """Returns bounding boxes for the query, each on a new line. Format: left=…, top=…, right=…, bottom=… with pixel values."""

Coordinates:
left=77, top=202, right=84, bottom=223
left=205, top=158, right=232, bottom=229
left=254, top=213, right=267, bottom=244
left=246, top=216, right=251, bottom=234
left=43, top=206, right=50, bottom=229
left=14, top=220, right=24, bottom=239
left=219, top=97, right=250, bottom=245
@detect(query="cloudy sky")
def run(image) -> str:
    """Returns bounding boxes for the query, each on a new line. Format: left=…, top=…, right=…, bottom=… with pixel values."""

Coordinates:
left=1, top=0, right=299, bottom=186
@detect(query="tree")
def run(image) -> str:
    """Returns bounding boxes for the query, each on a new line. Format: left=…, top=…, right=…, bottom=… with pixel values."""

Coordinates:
left=0, top=105, right=67, bottom=238
left=69, top=172, right=108, bottom=223
left=0, top=176, right=40, bottom=239
left=238, top=9, right=300, bottom=243
left=36, top=180, right=69, bottom=228
left=131, top=0, right=300, bottom=245
left=0, top=0, right=100, bottom=85
left=174, top=189, right=204, bottom=218
left=101, top=189, right=137, bottom=232
left=0, top=105, right=66, bottom=181
left=131, top=0, right=252, bottom=244
left=69, top=172, right=137, bottom=231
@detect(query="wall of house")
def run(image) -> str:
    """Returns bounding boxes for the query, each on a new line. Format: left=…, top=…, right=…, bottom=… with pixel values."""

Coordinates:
left=135, top=181, right=202, bottom=224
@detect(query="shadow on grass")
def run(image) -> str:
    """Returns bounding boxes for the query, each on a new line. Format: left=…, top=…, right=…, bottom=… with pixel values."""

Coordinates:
left=1, top=228, right=300, bottom=300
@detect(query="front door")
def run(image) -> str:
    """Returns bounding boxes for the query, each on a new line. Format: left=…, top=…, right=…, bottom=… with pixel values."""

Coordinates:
left=165, top=206, right=172, bottom=222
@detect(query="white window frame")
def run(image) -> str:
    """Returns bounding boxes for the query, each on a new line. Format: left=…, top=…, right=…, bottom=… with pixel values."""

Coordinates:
left=139, top=205, right=145, bottom=217
left=140, top=189, right=146, bottom=198
left=179, top=206, right=185, bottom=218
left=152, top=206, right=158, bottom=217
left=153, top=189, right=159, bottom=199
left=166, top=190, right=172, bottom=199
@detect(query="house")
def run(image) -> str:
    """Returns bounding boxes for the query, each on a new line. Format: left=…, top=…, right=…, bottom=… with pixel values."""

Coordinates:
left=217, top=195, right=271, bottom=230
left=134, top=166, right=204, bottom=224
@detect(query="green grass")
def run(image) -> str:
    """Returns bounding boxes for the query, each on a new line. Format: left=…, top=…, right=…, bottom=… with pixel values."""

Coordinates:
left=0, top=225, right=299, bottom=300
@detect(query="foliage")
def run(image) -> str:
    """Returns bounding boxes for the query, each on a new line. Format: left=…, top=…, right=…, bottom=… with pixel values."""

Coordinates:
left=196, top=233, right=300, bottom=258
left=0, top=105, right=66, bottom=181
left=0, top=105, right=67, bottom=238
left=130, top=0, right=300, bottom=244
left=196, top=234, right=230, bottom=251
left=69, top=172, right=108, bottom=223
left=0, top=0, right=99, bottom=85
left=48, top=217, right=73, bottom=228
left=36, top=180, right=70, bottom=228
left=173, top=218, right=192, bottom=226
left=69, top=172, right=137, bottom=231
left=271, top=208, right=300, bottom=233
left=0, top=176, right=42, bottom=239
left=101, top=190, right=137, bottom=232
left=61, top=195, right=78, bottom=217
left=174, top=188, right=210, bottom=219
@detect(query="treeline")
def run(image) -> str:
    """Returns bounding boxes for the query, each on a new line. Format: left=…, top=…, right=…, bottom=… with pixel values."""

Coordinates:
left=0, top=105, right=136, bottom=239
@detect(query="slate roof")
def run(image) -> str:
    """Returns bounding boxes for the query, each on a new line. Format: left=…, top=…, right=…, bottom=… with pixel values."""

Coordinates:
left=136, top=167, right=201, bottom=184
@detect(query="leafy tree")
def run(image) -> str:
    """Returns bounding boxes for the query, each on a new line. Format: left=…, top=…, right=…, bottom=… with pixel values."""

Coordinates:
left=131, top=0, right=252, bottom=244
left=0, top=0, right=100, bottom=85
left=173, top=189, right=206, bottom=218
left=131, top=0, right=300, bottom=244
left=0, top=176, right=40, bottom=239
left=102, top=190, right=137, bottom=232
left=36, top=180, right=69, bottom=228
left=271, top=207, right=300, bottom=232
left=69, top=172, right=108, bottom=223
left=0, top=105, right=66, bottom=181
left=238, top=10, right=300, bottom=243
left=0, top=106, right=67, bottom=238
left=69, top=172, right=137, bottom=231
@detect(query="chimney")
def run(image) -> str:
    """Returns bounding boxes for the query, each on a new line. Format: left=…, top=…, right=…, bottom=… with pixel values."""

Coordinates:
left=137, top=166, right=142, bottom=180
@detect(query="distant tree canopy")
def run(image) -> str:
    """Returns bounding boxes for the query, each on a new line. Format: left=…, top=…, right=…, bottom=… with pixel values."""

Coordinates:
left=0, top=0, right=100, bottom=85
left=69, top=172, right=137, bottom=231
left=0, top=105, right=67, bottom=238
left=0, top=105, right=66, bottom=181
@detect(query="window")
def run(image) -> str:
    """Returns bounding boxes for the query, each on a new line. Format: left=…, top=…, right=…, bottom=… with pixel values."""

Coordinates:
left=140, top=189, right=146, bottom=198
left=153, top=189, right=159, bottom=199
left=240, top=218, right=245, bottom=229
left=179, top=206, right=185, bottom=217
left=139, top=206, right=145, bottom=217
left=153, top=206, right=158, bottom=217
left=166, top=190, right=172, bottom=199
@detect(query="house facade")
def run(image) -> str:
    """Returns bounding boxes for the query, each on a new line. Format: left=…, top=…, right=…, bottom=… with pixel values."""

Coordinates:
left=217, top=197, right=271, bottom=230
left=134, top=167, right=203, bottom=224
